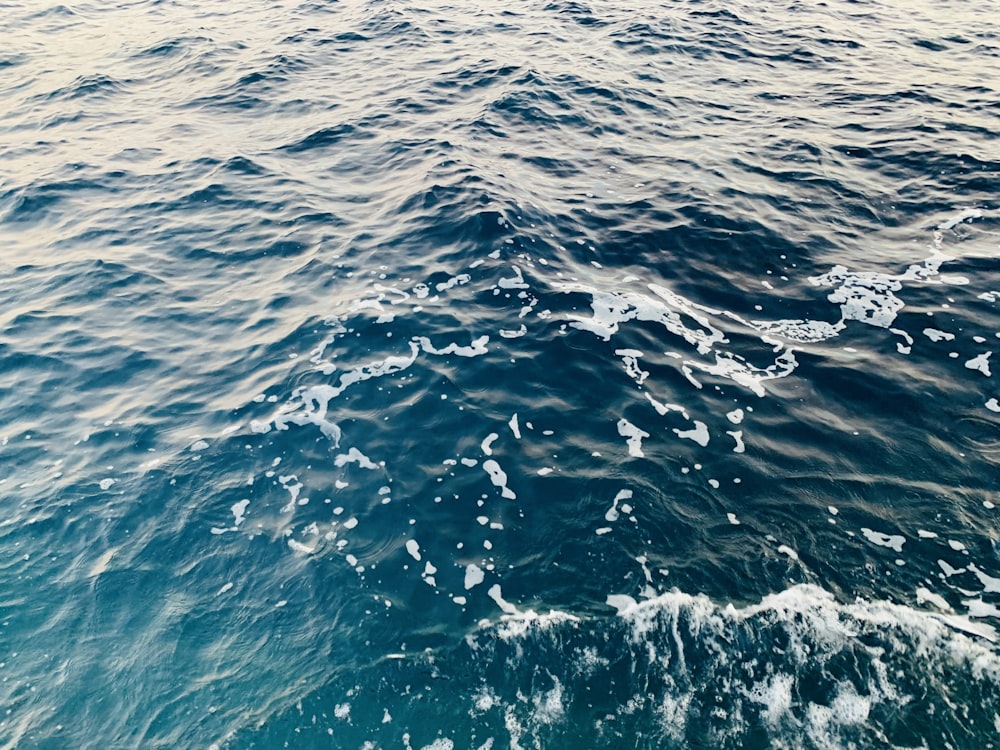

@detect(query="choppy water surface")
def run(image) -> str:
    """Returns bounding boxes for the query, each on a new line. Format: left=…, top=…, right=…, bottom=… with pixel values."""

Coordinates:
left=2, top=1, right=1000, bottom=748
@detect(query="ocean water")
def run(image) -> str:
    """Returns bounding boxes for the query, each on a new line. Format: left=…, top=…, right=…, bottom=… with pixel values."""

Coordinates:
left=2, top=0, right=999, bottom=748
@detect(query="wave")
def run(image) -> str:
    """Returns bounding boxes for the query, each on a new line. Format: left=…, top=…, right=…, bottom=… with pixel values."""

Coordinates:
left=224, top=583, right=999, bottom=749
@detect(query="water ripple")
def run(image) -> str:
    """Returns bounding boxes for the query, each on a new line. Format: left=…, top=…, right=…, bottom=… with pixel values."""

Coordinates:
left=1, top=0, right=999, bottom=747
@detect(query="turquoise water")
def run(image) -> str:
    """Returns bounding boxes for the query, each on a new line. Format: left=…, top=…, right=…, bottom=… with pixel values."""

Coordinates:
left=1, top=1, right=999, bottom=748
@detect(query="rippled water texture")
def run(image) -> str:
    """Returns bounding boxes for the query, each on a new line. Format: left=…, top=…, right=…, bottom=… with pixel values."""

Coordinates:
left=2, top=1, right=1000, bottom=748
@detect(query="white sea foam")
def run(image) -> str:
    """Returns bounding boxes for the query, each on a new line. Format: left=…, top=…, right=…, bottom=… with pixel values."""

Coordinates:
left=916, top=587, right=952, bottom=612
left=231, top=499, right=249, bottom=527
left=435, top=273, right=470, bottom=293
left=556, top=240, right=973, bottom=404
left=499, top=325, right=527, bottom=339
left=937, top=207, right=983, bottom=232
left=415, top=334, right=489, bottom=358
left=418, top=739, right=454, bottom=750
left=487, top=584, right=518, bottom=614
left=777, top=545, right=798, bottom=560
left=497, top=266, right=529, bottom=289
left=481, top=432, right=499, bottom=455
left=464, top=563, right=485, bottom=590
left=965, top=351, right=993, bottom=376
left=287, top=538, right=315, bottom=554
left=923, top=327, right=956, bottom=342
left=673, top=420, right=709, bottom=447
left=748, top=674, right=794, bottom=728
left=615, top=348, right=649, bottom=385
left=644, top=393, right=689, bottom=419
left=860, top=528, right=905, bottom=553
left=605, top=489, right=633, bottom=523
left=334, top=447, right=378, bottom=469
left=405, top=539, right=421, bottom=561
left=498, top=588, right=976, bottom=750
left=483, top=460, right=516, bottom=499
left=230, top=210, right=996, bottom=745
left=531, top=677, right=564, bottom=725
left=727, top=429, right=745, bottom=453
left=617, top=418, right=648, bottom=457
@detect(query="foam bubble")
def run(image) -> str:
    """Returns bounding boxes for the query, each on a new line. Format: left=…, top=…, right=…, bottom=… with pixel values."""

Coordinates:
left=915, top=587, right=952, bottom=612
left=334, top=447, right=378, bottom=469
left=436, top=274, right=470, bottom=293
left=860, top=528, right=905, bottom=553
left=231, top=499, right=249, bottom=527
left=287, top=538, right=315, bottom=554
left=727, top=429, right=745, bottom=453
left=405, top=539, right=421, bottom=562
left=487, top=584, right=518, bottom=614
left=499, top=325, right=527, bottom=339
left=482, top=460, right=516, bottom=500
left=923, top=327, right=956, bottom=342
left=530, top=677, right=564, bottom=725
left=748, top=673, right=794, bottom=728
left=617, top=418, right=649, bottom=457
left=497, top=266, right=528, bottom=289
left=464, top=564, right=485, bottom=590
left=415, top=334, right=489, bottom=358
left=605, top=489, right=633, bottom=522
left=937, top=207, right=983, bottom=232
left=615, top=348, right=649, bottom=385
left=965, top=351, right=993, bottom=377
left=673, top=420, right=709, bottom=447
left=481, top=433, right=499, bottom=456
left=777, top=545, right=799, bottom=561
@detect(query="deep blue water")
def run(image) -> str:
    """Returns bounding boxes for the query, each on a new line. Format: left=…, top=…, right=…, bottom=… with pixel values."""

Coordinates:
left=2, top=1, right=1000, bottom=748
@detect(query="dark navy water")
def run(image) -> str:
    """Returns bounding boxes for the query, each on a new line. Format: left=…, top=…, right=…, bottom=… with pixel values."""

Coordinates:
left=3, top=1, right=1000, bottom=748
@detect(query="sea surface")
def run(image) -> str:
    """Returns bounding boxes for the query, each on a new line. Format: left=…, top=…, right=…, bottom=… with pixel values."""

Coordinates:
left=2, top=1, right=1000, bottom=748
